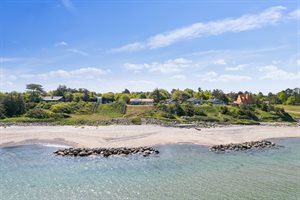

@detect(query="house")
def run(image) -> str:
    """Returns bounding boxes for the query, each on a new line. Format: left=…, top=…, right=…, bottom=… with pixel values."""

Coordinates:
left=42, top=96, right=64, bottom=102
left=165, top=98, right=176, bottom=104
left=208, top=98, right=226, bottom=105
left=130, top=98, right=154, bottom=105
left=234, top=94, right=253, bottom=105
left=186, top=98, right=202, bottom=105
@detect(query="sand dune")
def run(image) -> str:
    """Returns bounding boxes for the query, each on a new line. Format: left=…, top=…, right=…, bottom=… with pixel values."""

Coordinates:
left=0, top=125, right=299, bottom=148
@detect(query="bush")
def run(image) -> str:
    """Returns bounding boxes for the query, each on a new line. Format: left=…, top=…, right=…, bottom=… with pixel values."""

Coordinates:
left=169, top=103, right=185, bottom=116
left=237, top=108, right=258, bottom=121
left=50, top=102, right=81, bottom=114
left=36, top=102, right=54, bottom=110
left=76, top=102, right=93, bottom=114
left=156, top=103, right=169, bottom=112
left=97, top=101, right=127, bottom=115
left=181, top=103, right=194, bottom=116
left=219, top=106, right=229, bottom=114
left=26, top=102, right=38, bottom=110
left=156, top=111, right=176, bottom=119
left=25, top=109, right=51, bottom=119
left=131, top=117, right=142, bottom=125
left=50, top=112, right=70, bottom=119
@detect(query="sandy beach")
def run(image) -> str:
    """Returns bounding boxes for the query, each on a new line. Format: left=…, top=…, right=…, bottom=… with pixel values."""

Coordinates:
left=0, top=125, right=299, bottom=148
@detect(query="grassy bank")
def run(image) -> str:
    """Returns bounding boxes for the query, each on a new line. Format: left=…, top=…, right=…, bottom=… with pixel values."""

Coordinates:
left=0, top=101, right=297, bottom=125
left=276, top=105, right=300, bottom=119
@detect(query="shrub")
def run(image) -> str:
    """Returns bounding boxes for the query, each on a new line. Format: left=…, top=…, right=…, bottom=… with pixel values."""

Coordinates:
left=156, top=103, right=169, bottom=112
left=97, top=101, right=127, bottom=115
left=156, top=111, right=176, bottom=119
left=36, top=102, right=54, bottom=110
left=131, top=117, right=142, bottom=125
left=219, top=106, right=229, bottom=114
left=51, top=102, right=78, bottom=114
left=169, top=103, right=185, bottom=116
left=76, top=102, right=93, bottom=114
left=25, top=109, right=51, bottom=119
left=237, top=109, right=258, bottom=121
left=194, top=106, right=207, bottom=116
left=181, top=103, right=194, bottom=116
left=50, top=112, right=70, bottom=119
left=26, top=102, right=38, bottom=110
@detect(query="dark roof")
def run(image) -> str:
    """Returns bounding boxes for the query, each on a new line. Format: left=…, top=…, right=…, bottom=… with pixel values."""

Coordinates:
left=208, top=99, right=225, bottom=104
left=187, top=98, right=201, bottom=101
left=130, top=98, right=154, bottom=103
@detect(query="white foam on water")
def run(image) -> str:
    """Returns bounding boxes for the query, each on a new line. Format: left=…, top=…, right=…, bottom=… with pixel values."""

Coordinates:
left=39, top=143, right=71, bottom=148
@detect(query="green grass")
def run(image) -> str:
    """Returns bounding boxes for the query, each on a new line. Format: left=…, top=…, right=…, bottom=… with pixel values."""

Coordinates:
left=0, top=116, right=55, bottom=123
left=276, top=105, right=300, bottom=118
left=1, top=103, right=297, bottom=125
left=124, top=105, right=154, bottom=118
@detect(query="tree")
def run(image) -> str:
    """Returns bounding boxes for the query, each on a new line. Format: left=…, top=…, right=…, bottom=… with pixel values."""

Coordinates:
left=150, top=88, right=161, bottom=103
left=119, top=94, right=130, bottom=104
left=82, top=90, right=90, bottom=101
left=212, top=89, right=229, bottom=104
left=15, top=94, right=26, bottom=114
left=171, top=90, right=191, bottom=103
left=102, top=92, right=115, bottom=100
left=122, top=89, right=130, bottom=94
left=286, top=96, right=296, bottom=105
left=53, top=85, right=68, bottom=96
left=184, top=88, right=194, bottom=97
left=2, top=93, right=26, bottom=117
left=277, top=91, right=287, bottom=104
left=26, top=83, right=45, bottom=102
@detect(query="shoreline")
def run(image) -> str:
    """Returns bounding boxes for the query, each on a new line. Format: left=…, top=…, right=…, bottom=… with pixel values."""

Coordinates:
left=1, top=125, right=299, bottom=148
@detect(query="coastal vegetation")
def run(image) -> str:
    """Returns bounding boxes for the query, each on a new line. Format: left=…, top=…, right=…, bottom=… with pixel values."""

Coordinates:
left=0, top=84, right=299, bottom=125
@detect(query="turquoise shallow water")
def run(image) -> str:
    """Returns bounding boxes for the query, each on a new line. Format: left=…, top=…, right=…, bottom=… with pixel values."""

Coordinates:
left=0, top=138, right=299, bottom=200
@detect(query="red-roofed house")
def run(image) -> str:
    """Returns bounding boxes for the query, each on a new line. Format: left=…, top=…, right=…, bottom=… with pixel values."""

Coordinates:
left=234, top=94, right=253, bottom=105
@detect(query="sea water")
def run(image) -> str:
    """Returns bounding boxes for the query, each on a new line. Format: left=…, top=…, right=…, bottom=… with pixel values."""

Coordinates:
left=0, top=138, right=299, bottom=200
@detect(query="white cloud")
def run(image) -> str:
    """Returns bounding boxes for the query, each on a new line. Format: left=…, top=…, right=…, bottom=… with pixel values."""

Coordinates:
left=112, top=6, right=287, bottom=51
left=0, top=68, right=17, bottom=87
left=110, top=42, right=145, bottom=53
left=122, top=58, right=193, bottom=73
left=55, top=41, right=68, bottom=47
left=66, top=48, right=88, bottom=56
left=199, top=71, right=251, bottom=82
left=225, top=64, right=247, bottom=71
left=288, top=8, right=300, bottom=19
left=61, top=0, right=75, bottom=11
left=0, top=57, right=19, bottom=63
left=213, top=59, right=227, bottom=65
left=36, top=67, right=110, bottom=80
left=171, top=75, right=186, bottom=80
left=259, top=65, right=300, bottom=80
left=127, top=80, right=155, bottom=85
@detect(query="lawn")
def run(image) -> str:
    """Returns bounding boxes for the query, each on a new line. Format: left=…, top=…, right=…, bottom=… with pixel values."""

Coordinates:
left=123, top=105, right=154, bottom=117
left=276, top=105, right=300, bottom=118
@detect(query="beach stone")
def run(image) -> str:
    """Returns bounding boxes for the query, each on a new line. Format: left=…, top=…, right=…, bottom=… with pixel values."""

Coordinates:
left=210, top=140, right=277, bottom=152
left=79, top=151, right=88, bottom=156
left=54, top=146, right=160, bottom=157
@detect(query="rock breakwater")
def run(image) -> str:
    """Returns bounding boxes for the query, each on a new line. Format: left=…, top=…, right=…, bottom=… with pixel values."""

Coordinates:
left=210, top=140, right=276, bottom=152
left=54, top=146, right=159, bottom=157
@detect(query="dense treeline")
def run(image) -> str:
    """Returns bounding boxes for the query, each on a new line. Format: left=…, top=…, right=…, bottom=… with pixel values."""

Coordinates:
left=0, top=83, right=299, bottom=120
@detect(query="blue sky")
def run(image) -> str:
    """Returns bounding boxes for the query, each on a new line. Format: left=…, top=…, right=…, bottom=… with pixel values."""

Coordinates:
left=0, top=0, right=299, bottom=93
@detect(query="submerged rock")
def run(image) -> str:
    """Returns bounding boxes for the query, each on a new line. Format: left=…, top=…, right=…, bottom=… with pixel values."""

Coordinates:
left=54, top=146, right=159, bottom=157
left=209, top=140, right=276, bottom=152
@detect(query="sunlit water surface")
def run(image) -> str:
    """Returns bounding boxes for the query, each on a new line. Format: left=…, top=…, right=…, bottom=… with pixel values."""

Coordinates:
left=0, top=138, right=299, bottom=200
